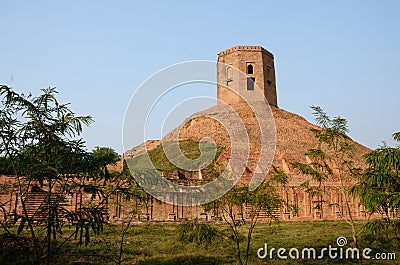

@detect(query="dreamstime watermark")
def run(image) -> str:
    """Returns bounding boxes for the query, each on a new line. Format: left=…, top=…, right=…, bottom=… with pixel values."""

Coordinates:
left=122, top=61, right=276, bottom=206
left=257, top=236, right=396, bottom=261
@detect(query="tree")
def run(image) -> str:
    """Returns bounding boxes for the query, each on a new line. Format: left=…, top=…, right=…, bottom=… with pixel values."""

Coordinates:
left=0, top=85, right=106, bottom=264
left=100, top=159, right=148, bottom=265
left=179, top=173, right=285, bottom=265
left=91, top=146, right=121, bottom=185
left=0, top=85, right=153, bottom=265
left=291, top=106, right=364, bottom=265
left=351, top=132, right=400, bottom=244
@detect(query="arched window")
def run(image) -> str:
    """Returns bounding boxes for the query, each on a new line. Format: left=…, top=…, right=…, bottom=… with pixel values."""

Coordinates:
left=247, top=64, right=254, bottom=74
left=227, top=67, right=233, bottom=80
left=226, top=66, right=233, bottom=86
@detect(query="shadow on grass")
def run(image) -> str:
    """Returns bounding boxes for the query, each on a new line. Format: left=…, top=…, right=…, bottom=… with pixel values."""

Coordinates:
left=135, top=255, right=224, bottom=265
left=0, top=233, right=44, bottom=265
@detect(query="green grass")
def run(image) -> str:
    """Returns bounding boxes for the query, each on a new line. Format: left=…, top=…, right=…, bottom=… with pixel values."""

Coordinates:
left=2, top=221, right=399, bottom=264
left=126, top=140, right=225, bottom=183
left=127, top=140, right=225, bottom=171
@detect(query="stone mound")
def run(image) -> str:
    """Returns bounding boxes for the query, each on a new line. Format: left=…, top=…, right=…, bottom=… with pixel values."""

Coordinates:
left=126, top=103, right=370, bottom=183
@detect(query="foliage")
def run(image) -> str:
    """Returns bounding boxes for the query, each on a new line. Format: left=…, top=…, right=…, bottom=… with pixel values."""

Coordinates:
left=102, top=159, right=148, bottom=265
left=91, top=146, right=121, bottom=184
left=130, top=140, right=225, bottom=182
left=0, top=85, right=99, bottom=264
left=178, top=220, right=219, bottom=248
left=0, top=85, right=145, bottom=264
left=179, top=173, right=285, bottom=265
left=5, top=221, right=392, bottom=265
left=291, top=106, right=364, bottom=264
left=351, top=132, right=400, bottom=245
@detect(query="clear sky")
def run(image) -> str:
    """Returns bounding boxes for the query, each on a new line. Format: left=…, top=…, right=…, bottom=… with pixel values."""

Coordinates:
left=1, top=1, right=399, bottom=153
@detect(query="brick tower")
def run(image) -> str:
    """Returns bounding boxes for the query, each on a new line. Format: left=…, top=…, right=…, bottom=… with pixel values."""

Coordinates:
left=217, top=46, right=278, bottom=107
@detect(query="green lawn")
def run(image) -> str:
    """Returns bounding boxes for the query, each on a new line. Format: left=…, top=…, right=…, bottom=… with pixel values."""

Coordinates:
left=1, top=221, right=399, bottom=264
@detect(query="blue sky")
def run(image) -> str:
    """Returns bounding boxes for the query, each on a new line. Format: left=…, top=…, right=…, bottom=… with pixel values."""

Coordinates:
left=1, top=1, right=399, bottom=153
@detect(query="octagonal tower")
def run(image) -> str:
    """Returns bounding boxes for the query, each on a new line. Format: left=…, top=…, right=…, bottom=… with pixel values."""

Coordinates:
left=217, top=46, right=278, bottom=107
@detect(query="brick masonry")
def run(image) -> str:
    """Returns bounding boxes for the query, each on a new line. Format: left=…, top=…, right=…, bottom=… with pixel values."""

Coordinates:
left=217, top=46, right=278, bottom=107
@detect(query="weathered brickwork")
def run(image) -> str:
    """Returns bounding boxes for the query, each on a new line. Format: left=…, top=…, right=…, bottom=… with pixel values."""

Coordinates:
left=217, top=46, right=278, bottom=107
left=0, top=46, right=376, bottom=224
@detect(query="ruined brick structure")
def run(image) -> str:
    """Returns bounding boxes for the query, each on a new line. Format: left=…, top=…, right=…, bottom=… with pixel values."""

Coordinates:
left=217, top=46, right=277, bottom=107
left=0, top=46, right=374, bottom=223
left=121, top=46, right=373, bottom=222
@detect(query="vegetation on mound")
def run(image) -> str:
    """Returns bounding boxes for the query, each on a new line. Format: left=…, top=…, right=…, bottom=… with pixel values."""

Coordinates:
left=128, top=140, right=226, bottom=181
